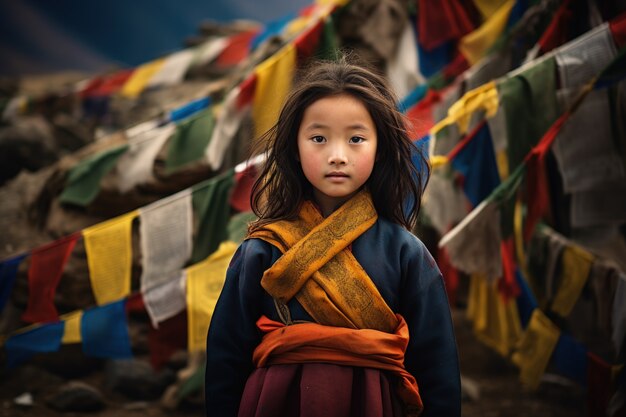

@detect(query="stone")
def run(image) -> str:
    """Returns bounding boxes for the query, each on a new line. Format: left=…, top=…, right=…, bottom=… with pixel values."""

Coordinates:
left=46, top=380, right=106, bottom=412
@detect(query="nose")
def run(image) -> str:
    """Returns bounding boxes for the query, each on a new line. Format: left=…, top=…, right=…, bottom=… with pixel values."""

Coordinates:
left=328, top=142, right=348, bottom=165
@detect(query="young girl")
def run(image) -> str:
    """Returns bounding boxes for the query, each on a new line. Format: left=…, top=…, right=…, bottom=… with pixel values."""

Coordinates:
left=205, top=59, right=461, bottom=417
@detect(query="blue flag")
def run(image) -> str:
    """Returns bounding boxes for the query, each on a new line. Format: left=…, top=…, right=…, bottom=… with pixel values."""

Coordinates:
left=81, top=299, right=133, bottom=359
left=0, top=254, right=26, bottom=313
left=4, top=321, right=64, bottom=368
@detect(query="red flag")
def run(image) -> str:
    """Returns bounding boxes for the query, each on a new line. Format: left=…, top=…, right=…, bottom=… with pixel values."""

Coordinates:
left=587, top=352, right=613, bottom=417
left=237, top=73, right=257, bottom=110
left=230, top=165, right=258, bottom=213
left=537, top=0, right=573, bottom=54
left=80, top=69, right=134, bottom=98
left=610, top=11, right=626, bottom=49
left=405, top=89, right=441, bottom=140
left=148, top=310, right=187, bottom=370
left=498, top=238, right=520, bottom=301
left=417, top=0, right=475, bottom=51
left=216, top=30, right=258, bottom=68
left=294, top=20, right=323, bottom=64
left=22, top=233, right=80, bottom=323
left=523, top=112, right=570, bottom=241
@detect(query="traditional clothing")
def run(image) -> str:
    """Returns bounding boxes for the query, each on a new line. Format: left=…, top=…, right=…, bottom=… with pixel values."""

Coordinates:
left=205, top=192, right=461, bottom=416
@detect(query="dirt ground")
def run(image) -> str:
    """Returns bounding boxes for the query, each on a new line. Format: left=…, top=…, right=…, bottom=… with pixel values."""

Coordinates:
left=0, top=306, right=587, bottom=417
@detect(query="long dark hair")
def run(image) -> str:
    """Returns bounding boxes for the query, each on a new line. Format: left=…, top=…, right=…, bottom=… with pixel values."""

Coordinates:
left=249, top=57, right=429, bottom=231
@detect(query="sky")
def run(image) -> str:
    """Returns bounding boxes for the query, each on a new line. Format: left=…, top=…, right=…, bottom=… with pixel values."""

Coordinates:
left=0, top=0, right=310, bottom=75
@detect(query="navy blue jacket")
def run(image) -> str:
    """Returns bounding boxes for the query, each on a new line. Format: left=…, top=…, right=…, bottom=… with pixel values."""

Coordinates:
left=205, top=217, right=461, bottom=416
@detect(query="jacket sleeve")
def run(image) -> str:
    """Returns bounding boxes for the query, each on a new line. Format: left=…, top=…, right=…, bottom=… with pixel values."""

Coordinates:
left=205, top=239, right=274, bottom=416
left=400, top=237, right=462, bottom=417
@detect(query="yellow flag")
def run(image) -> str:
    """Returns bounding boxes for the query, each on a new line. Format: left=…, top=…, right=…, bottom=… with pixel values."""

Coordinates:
left=83, top=211, right=137, bottom=305
left=430, top=81, right=499, bottom=136
left=467, top=274, right=522, bottom=357
left=511, top=309, right=560, bottom=389
left=472, top=0, right=509, bottom=21
left=60, top=310, right=83, bottom=344
left=186, top=241, right=238, bottom=352
left=551, top=244, right=594, bottom=317
left=252, top=43, right=296, bottom=137
left=121, top=58, right=166, bottom=98
left=495, top=148, right=509, bottom=181
left=459, top=0, right=516, bottom=65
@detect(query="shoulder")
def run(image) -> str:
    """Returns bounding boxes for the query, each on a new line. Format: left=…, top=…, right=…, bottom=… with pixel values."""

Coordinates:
left=366, top=217, right=429, bottom=256
left=229, top=238, right=282, bottom=273
left=365, top=217, right=441, bottom=290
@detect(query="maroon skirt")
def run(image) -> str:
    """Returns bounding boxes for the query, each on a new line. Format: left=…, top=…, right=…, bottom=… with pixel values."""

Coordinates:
left=238, top=363, right=404, bottom=417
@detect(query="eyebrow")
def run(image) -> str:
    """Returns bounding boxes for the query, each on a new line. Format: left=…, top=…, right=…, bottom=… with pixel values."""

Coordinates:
left=302, top=122, right=371, bottom=131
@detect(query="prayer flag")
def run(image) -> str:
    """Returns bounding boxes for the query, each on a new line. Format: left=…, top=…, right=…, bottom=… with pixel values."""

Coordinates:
left=237, top=74, right=257, bottom=109
left=610, top=12, right=626, bottom=48
left=515, top=269, right=538, bottom=328
left=59, top=145, right=129, bottom=207
left=170, top=97, right=211, bottom=123
left=121, top=58, right=166, bottom=98
left=511, top=309, right=561, bottom=389
left=587, top=353, right=613, bottom=416
left=459, top=0, right=516, bottom=65
left=228, top=211, right=258, bottom=243
left=116, top=124, right=175, bottom=193
left=294, top=18, right=323, bottom=64
left=83, top=211, right=137, bottom=305
left=498, top=56, right=558, bottom=170
left=143, top=272, right=187, bottom=328
left=417, top=0, right=474, bottom=51
left=387, top=22, right=425, bottom=99
left=22, top=233, right=79, bottom=323
left=250, top=13, right=296, bottom=51
left=80, top=69, right=133, bottom=98
left=191, top=37, right=228, bottom=67
left=422, top=164, right=469, bottom=235
left=230, top=165, right=257, bottom=213
left=148, top=310, right=187, bottom=370
left=613, top=273, right=626, bottom=357
left=431, top=81, right=499, bottom=137
left=449, top=122, right=501, bottom=208
left=147, top=49, right=195, bottom=88
left=205, top=86, right=246, bottom=171
left=0, top=254, right=26, bottom=313
left=406, top=89, right=441, bottom=141
left=4, top=322, right=64, bottom=368
left=552, top=333, right=588, bottom=386
left=191, top=171, right=236, bottom=263
left=315, top=14, right=339, bottom=61
left=165, top=108, right=214, bottom=173
left=439, top=164, right=524, bottom=279
left=252, top=43, right=296, bottom=136
left=551, top=244, right=594, bottom=317
left=439, top=199, right=502, bottom=280
left=466, top=273, right=522, bottom=357
left=186, top=241, right=238, bottom=352
left=61, top=310, right=83, bottom=344
left=216, top=30, right=257, bottom=68
left=81, top=299, right=132, bottom=359
left=473, top=0, right=509, bottom=21
left=417, top=39, right=452, bottom=78
left=139, top=190, right=193, bottom=326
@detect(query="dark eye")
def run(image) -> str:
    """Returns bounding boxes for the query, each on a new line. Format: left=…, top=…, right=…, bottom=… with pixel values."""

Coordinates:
left=311, top=136, right=326, bottom=143
left=349, top=136, right=365, bottom=144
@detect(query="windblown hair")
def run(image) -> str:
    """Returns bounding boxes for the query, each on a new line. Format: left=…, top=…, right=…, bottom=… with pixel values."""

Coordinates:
left=249, top=57, right=429, bottom=231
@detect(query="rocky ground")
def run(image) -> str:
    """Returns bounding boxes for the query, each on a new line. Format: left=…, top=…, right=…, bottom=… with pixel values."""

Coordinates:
left=0, top=306, right=587, bottom=417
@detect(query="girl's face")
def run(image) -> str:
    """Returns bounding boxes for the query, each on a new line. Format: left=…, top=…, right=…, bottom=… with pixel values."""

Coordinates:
left=297, top=94, right=377, bottom=216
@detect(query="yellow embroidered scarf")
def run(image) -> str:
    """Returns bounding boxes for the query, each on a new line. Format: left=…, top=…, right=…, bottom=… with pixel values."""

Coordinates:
left=247, top=191, right=398, bottom=333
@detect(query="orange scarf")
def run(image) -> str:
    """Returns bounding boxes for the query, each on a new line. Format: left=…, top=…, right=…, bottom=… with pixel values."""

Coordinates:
left=253, top=314, right=424, bottom=416
left=247, top=190, right=397, bottom=332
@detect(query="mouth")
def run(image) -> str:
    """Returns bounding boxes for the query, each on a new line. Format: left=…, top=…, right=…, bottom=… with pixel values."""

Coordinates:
left=325, top=171, right=349, bottom=178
